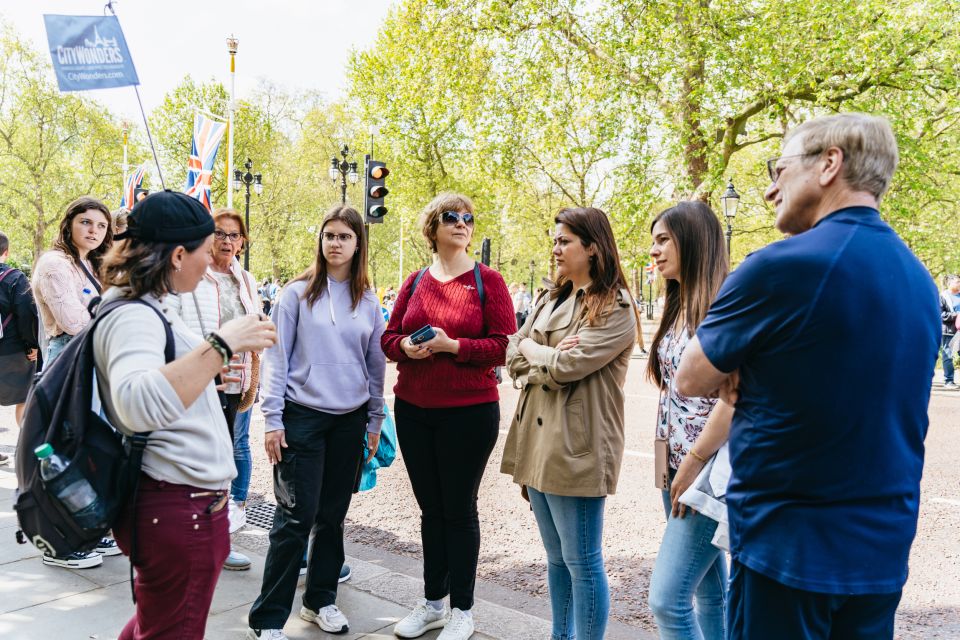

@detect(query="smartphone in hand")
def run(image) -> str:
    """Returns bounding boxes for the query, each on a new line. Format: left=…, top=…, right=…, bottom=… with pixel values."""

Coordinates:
left=410, top=325, right=437, bottom=345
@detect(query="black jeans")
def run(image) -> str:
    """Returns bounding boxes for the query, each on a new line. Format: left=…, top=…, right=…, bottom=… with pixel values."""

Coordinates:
left=394, top=398, right=500, bottom=611
left=248, top=401, right=367, bottom=628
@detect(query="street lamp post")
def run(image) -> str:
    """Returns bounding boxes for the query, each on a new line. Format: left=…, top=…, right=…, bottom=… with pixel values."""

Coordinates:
left=233, top=157, right=263, bottom=271
left=529, top=259, right=536, bottom=293
left=225, top=35, right=238, bottom=209
left=329, top=145, right=359, bottom=205
left=721, top=178, right=741, bottom=260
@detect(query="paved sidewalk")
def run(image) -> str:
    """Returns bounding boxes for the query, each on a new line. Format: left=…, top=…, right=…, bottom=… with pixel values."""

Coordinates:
left=0, top=465, right=650, bottom=640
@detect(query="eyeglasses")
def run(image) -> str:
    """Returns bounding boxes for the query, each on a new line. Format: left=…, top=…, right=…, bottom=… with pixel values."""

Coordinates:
left=214, top=230, right=243, bottom=242
left=440, top=211, right=474, bottom=226
left=766, top=152, right=822, bottom=183
left=321, top=232, right=355, bottom=243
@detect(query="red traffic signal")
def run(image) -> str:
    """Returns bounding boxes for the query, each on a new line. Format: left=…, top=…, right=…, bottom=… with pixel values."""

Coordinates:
left=364, top=156, right=389, bottom=224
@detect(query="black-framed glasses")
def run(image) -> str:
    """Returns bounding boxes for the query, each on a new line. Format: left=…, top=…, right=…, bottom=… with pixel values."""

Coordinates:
left=766, top=152, right=822, bottom=183
left=321, top=232, right=355, bottom=243
left=214, top=230, right=243, bottom=242
left=440, top=211, right=475, bottom=226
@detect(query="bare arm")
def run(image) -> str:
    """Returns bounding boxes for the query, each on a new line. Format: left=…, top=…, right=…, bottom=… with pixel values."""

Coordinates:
left=676, top=335, right=730, bottom=398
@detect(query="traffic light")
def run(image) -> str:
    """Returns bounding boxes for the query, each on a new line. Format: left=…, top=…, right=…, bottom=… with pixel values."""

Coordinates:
left=480, top=238, right=491, bottom=266
left=364, top=155, right=389, bottom=224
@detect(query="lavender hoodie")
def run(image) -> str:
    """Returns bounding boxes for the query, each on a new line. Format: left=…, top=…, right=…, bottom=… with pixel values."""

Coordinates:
left=261, top=278, right=386, bottom=433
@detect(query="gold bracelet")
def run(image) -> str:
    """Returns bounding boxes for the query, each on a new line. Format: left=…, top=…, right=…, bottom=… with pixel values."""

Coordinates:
left=688, top=449, right=708, bottom=464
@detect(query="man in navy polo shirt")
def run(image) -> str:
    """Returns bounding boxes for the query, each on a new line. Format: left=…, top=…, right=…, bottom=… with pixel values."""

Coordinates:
left=676, top=113, right=941, bottom=639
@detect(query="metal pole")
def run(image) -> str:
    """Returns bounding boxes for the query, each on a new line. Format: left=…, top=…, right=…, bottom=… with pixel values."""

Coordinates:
left=398, top=211, right=404, bottom=288
left=244, top=183, right=251, bottom=271
left=725, top=221, right=733, bottom=260
left=341, top=169, right=347, bottom=204
left=121, top=125, right=128, bottom=201
left=227, top=44, right=236, bottom=209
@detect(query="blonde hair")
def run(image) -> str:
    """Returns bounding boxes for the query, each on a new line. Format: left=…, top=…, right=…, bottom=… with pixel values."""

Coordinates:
left=785, top=113, right=898, bottom=200
left=419, top=192, right=474, bottom=253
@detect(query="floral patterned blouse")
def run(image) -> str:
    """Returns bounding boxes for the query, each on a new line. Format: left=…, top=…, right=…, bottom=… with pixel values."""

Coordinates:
left=656, top=326, right=718, bottom=469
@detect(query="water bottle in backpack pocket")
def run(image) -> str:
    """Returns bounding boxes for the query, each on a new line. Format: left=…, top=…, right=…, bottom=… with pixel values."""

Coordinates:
left=34, top=444, right=108, bottom=531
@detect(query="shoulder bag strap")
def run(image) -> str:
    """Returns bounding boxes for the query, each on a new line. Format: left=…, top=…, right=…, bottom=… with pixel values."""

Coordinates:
left=473, top=263, right=485, bottom=306
left=76, top=260, right=102, bottom=294
left=191, top=292, right=208, bottom=335
left=410, top=267, right=429, bottom=299
left=0, top=268, right=14, bottom=331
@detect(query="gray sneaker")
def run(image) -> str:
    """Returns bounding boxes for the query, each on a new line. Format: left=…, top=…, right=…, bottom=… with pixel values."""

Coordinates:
left=300, top=604, right=349, bottom=634
left=223, top=548, right=251, bottom=571
left=944, top=381, right=957, bottom=389
left=394, top=599, right=449, bottom=638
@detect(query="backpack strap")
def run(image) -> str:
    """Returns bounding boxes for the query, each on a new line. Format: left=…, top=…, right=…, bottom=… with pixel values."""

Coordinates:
left=94, top=298, right=173, bottom=603
left=473, top=263, right=485, bottom=306
left=0, top=267, right=16, bottom=332
left=410, top=267, right=429, bottom=298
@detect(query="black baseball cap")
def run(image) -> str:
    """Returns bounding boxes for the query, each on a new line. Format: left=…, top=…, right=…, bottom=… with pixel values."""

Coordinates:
left=115, top=190, right=215, bottom=243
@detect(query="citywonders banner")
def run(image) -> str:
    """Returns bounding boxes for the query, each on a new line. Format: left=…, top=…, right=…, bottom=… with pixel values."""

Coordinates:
left=43, top=15, right=139, bottom=92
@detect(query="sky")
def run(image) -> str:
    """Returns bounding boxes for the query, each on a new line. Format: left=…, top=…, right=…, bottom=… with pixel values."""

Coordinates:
left=0, top=0, right=396, bottom=120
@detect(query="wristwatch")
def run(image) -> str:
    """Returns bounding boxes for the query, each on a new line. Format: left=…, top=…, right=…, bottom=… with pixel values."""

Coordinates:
left=205, top=332, right=233, bottom=367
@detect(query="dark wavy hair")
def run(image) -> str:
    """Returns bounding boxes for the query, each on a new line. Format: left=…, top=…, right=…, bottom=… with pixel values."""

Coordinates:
left=54, top=196, right=113, bottom=273
left=646, top=200, right=729, bottom=387
left=101, top=237, right=207, bottom=298
left=295, top=204, right=370, bottom=309
left=552, top=207, right=641, bottom=338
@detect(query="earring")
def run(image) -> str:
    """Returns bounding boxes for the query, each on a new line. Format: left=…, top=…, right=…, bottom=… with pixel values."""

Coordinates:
left=176, top=266, right=182, bottom=273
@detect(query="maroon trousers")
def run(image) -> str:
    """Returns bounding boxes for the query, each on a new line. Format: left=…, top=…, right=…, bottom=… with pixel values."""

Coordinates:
left=113, top=476, right=230, bottom=640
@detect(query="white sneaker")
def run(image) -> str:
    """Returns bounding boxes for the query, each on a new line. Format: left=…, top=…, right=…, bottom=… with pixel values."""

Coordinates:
left=42, top=551, right=102, bottom=569
left=228, top=500, right=247, bottom=533
left=437, top=608, right=474, bottom=640
left=394, top=599, right=449, bottom=638
left=300, top=604, right=349, bottom=634
left=246, top=629, right=287, bottom=640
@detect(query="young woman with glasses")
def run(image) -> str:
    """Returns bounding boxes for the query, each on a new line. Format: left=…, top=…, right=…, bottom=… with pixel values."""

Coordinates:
left=646, top=201, right=733, bottom=640
left=168, top=208, right=262, bottom=571
left=501, top=207, right=639, bottom=640
left=381, top=193, right=516, bottom=640
left=247, top=205, right=386, bottom=640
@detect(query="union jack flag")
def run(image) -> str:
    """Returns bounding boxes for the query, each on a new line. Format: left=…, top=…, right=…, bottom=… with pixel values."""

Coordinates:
left=183, top=113, right=227, bottom=211
left=120, top=164, right=146, bottom=209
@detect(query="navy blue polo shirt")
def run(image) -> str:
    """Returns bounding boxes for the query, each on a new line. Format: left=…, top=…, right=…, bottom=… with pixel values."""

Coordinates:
left=697, top=207, right=940, bottom=594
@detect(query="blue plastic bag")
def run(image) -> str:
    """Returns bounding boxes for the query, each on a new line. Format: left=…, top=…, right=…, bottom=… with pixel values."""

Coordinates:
left=359, top=402, right=397, bottom=491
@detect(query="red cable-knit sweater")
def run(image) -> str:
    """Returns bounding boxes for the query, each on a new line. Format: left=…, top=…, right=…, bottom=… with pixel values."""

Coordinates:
left=382, top=263, right=517, bottom=408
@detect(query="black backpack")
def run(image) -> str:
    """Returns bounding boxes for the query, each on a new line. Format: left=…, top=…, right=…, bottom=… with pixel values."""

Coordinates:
left=13, top=298, right=173, bottom=566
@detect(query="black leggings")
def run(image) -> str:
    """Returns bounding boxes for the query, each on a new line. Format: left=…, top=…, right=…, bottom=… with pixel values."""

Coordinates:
left=394, top=398, right=500, bottom=611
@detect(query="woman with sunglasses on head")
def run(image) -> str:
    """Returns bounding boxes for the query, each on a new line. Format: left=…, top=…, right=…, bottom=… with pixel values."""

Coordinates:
left=247, top=205, right=385, bottom=639
left=501, top=207, right=639, bottom=640
left=382, top=193, right=515, bottom=640
left=168, top=208, right=261, bottom=571
left=646, top=201, right=733, bottom=640
left=94, top=191, right=276, bottom=639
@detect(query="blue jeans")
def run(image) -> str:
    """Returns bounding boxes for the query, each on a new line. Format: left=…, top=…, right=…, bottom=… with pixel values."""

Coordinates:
left=527, top=488, right=609, bottom=640
left=649, top=489, right=727, bottom=640
left=231, top=409, right=252, bottom=502
left=942, top=334, right=955, bottom=384
left=45, top=334, right=73, bottom=367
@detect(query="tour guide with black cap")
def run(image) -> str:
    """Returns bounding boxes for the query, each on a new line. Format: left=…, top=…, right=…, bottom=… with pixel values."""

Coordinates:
left=94, top=190, right=277, bottom=639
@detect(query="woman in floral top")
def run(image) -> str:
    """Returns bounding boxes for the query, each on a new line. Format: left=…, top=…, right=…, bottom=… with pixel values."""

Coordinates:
left=645, top=201, right=734, bottom=640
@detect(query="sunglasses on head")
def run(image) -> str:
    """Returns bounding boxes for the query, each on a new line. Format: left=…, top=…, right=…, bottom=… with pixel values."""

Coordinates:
left=440, top=211, right=474, bottom=226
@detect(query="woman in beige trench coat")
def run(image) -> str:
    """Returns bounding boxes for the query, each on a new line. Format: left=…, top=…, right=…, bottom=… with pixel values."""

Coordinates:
left=501, top=206, right=639, bottom=640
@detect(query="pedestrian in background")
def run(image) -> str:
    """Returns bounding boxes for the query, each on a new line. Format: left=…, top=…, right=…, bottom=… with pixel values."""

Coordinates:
left=32, top=196, right=113, bottom=366
left=939, top=274, right=960, bottom=389
left=168, top=207, right=261, bottom=571
left=501, top=207, right=639, bottom=640
left=677, top=113, right=941, bottom=640
left=645, top=201, right=732, bottom=640
left=112, top=207, right=130, bottom=236
left=96, top=191, right=276, bottom=640
left=382, top=193, right=515, bottom=640
left=247, top=205, right=386, bottom=639
left=0, top=231, right=39, bottom=465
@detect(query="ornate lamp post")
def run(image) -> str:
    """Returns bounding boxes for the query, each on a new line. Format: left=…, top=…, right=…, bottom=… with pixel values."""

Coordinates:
left=225, top=35, right=238, bottom=209
left=233, top=158, right=263, bottom=271
left=329, top=145, right=359, bottom=204
left=721, top=178, right=741, bottom=259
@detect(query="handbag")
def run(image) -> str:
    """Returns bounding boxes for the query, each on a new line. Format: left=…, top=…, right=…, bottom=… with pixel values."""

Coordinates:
left=238, top=273, right=262, bottom=411
left=654, top=364, right=674, bottom=490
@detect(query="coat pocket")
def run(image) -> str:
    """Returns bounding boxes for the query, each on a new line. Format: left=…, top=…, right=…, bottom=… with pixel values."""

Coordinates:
left=565, top=399, right=591, bottom=457
left=273, top=453, right=297, bottom=509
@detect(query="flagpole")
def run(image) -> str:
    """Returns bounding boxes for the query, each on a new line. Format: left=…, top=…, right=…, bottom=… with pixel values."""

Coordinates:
left=134, top=85, right=165, bottom=189
left=226, top=36, right=238, bottom=209
left=121, top=120, right=129, bottom=203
